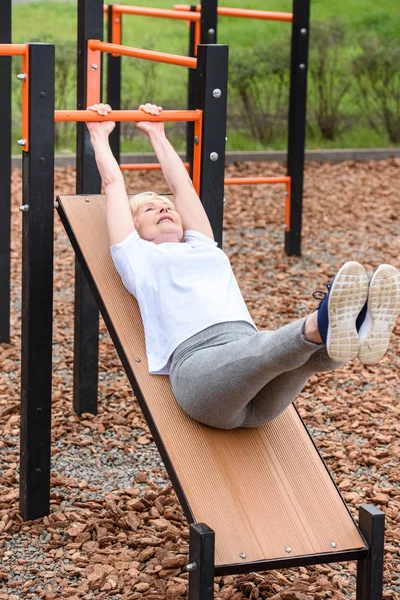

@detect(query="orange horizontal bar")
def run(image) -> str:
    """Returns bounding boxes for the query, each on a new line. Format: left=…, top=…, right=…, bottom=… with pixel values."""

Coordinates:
left=218, top=7, right=292, bottom=21
left=120, top=162, right=190, bottom=171
left=88, top=40, right=197, bottom=69
left=174, top=4, right=292, bottom=21
left=113, top=4, right=200, bottom=21
left=0, top=43, right=28, bottom=56
left=224, top=177, right=291, bottom=185
left=54, top=109, right=201, bottom=123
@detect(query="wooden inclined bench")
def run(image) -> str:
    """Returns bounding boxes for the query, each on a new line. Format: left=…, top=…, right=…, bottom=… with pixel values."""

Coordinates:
left=57, top=194, right=385, bottom=600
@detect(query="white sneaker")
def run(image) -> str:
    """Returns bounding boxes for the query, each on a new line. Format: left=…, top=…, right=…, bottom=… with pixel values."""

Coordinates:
left=314, top=261, right=369, bottom=363
left=358, top=264, right=400, bottom=364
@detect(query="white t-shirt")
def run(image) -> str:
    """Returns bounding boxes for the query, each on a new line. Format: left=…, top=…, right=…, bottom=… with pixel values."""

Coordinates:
left=110, top=229, right=258, bottom=375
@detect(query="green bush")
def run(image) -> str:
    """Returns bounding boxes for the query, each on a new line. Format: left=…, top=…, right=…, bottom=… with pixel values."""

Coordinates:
left=10, top=13, right=400, bottom=152
left=229, top=42, right=290, bottom=144
left=307, top=20, right=353, bottom=141
left=353, top=32, right=400, bottom=144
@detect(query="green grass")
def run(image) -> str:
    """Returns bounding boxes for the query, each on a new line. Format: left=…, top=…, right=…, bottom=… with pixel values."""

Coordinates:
left=11, top=0, right=400, bottom=152
left=13, top=0, right=400, bottom=46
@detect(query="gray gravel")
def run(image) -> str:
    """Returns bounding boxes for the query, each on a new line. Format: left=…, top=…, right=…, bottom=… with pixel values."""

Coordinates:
left=53, top=435, right=168, bottom=495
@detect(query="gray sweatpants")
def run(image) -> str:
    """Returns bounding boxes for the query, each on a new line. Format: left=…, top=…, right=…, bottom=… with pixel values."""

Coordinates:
left=169, top=319, right=342, bottom=429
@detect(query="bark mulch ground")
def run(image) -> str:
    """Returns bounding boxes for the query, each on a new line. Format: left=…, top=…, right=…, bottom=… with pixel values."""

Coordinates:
left=0, top=158, right=399, bottom=600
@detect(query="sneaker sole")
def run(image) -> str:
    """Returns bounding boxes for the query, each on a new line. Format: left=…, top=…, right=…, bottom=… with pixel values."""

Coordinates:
left=358, top=265, right=400, bottom=364
left=326, top=262, right=369, bottom=363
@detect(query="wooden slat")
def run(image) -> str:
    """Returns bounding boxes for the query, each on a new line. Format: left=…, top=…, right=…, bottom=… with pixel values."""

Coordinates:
left=58, top=194, right=366, bottom=566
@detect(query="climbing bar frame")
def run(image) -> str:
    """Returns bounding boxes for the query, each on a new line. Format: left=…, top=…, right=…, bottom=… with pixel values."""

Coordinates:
left=103, top=1, right=307, bottom=254
left=181, top=0, right=308, bottom=256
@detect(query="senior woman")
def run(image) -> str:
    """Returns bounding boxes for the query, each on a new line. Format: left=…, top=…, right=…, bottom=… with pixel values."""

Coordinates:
left=86, top=102, right=400, bottom=430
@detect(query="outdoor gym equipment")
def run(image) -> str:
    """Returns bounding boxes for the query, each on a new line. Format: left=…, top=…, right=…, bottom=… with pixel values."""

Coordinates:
left=105, top=0, right=309, bottom=258
left=0, top=8, right=386, bottom=600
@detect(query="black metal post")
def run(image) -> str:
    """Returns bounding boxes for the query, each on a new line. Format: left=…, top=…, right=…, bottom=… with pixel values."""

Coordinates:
left=75, top=0, right=103, bottom=416
left=285, top=0, right=310, bottom=256
left=107, top=4, right=121, bottom=163
left=196, top=44, right=228, bottom=249
left=0, top=0, right=12, bottom=343
left=356, top=505, right=385, bottom=600
left=188, top=523, right=215, bottom=600
left=200, top=0, right=218, bottom=43
left=19, top=43, right=55, bottom=521
left=187, top=1, right=218, bottom=172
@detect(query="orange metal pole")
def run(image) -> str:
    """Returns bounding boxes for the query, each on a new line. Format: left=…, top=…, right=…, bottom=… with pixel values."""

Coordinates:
left=120, top=162, right=190, bottom=172
left=174, top=4, right=293, bottom=21
left=86, top=46, right=101, bottom=106
left=285, top=178, right=292, bottom=232
left=223, top=176, right=292, bottom=231
left=107, top=5, right=200, bottom=48
left=111, top=6, right=122, bottom=47
left=174, top=4, right=199, bottom=10
left=216, top=7, right=292, bottom=21
left=54, top=109, right=202, bottom=122
left=113, top=4, right=200, bottom=21
left=88, top=39, right=197, bottom=68
left=21, top=47, right=29, bottom=152
left=0, top=44, right=30, bottom=151
left=120, top=163, right=163, bottom=171
left=192, top=113, right=202, bottom=195
left=224, top=176, right=291, bottom=185
left=0, top=43, right=27, bottom=56
left=194, top=20, right=201, bottom=57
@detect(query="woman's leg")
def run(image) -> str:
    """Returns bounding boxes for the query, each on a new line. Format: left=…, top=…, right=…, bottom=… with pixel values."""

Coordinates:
left=241, top=345, right=342, bottom=427
left=171, top=261, right=376, bottom=429
left=170, top=317, right=324, bottom=429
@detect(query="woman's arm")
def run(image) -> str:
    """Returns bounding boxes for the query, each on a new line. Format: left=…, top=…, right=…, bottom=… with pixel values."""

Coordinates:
left=86, top=104, right=135, bottom=246
left=136, top=103, right=214, bottom=240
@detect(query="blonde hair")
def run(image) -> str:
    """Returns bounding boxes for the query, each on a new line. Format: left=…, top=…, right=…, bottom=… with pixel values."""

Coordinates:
left=128, top=191, right=176, bottom=219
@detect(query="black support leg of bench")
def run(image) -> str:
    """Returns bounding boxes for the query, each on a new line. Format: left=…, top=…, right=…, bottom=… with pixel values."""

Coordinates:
left=356, top=504, right=385, bottom=600
left=188, top=523, right=215, bottom=600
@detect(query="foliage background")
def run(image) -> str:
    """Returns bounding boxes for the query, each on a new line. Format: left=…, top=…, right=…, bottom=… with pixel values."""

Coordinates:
left=10, top=0, right=400, bottom=152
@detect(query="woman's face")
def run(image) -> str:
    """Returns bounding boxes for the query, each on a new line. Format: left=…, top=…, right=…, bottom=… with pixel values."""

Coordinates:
left=135, top=198, right=184, bottom=243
